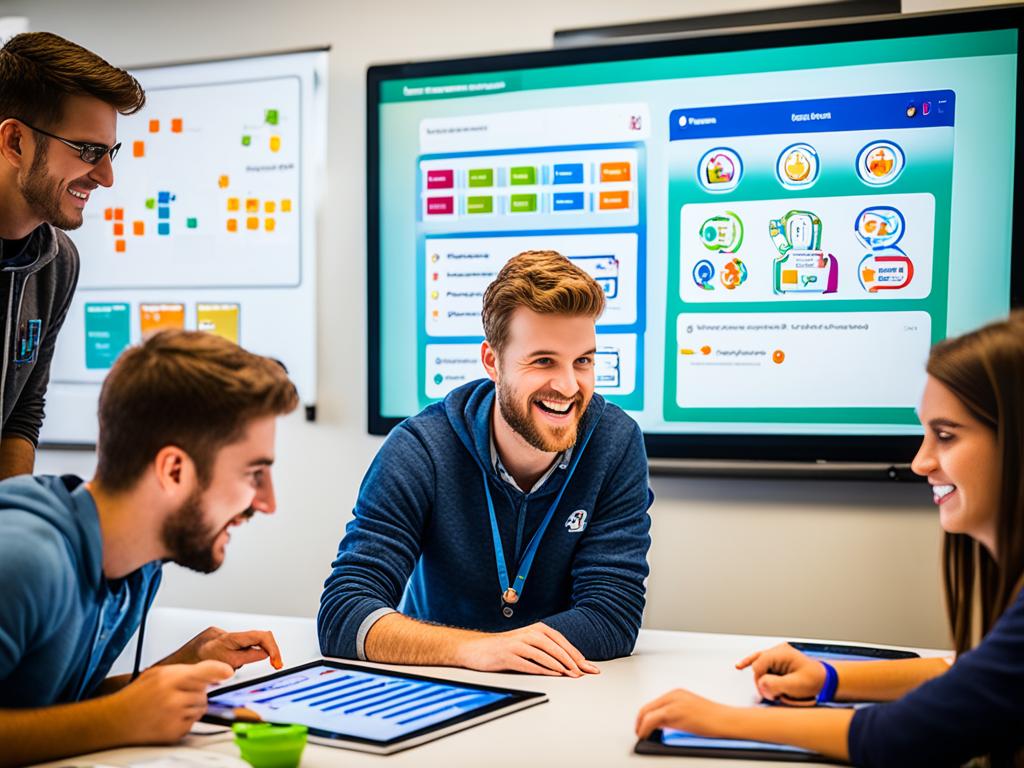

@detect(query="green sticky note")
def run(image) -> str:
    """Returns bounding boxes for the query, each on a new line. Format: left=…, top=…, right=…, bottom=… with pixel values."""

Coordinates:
left=509, top=166, right=536, bottom=185
left=468, top=168, right=493, bottom=187
left=186, top=217, right=198, bottom=229
left=265, top=109, right=279, bottom=125
left=466, top=196, right=493, bottom=214
left=241, top=135, right=252, bottom=147
left=145, top=198, right=156, bottom=210
left=509, top=194, right=537, bottom=213
left=84, top=303, right=130, bottom=370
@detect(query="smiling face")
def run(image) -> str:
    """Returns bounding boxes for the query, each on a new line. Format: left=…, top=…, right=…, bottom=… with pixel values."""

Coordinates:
left=911, top=375, right=1001, bottom=554
left=161, top=415, right=278, bottom=572
left=17, top=94, right=116, bottom=230
left=486, top=307, right=596, bottom=454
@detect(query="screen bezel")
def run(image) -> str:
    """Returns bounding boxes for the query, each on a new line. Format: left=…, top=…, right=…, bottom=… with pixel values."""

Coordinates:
left=203, top=659, right=546, bottom=748
left=366, top=7, right=1024, bottom=465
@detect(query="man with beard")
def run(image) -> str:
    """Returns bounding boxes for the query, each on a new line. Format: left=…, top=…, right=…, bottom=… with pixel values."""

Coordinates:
left=0, top=330, right=299, bottom=766
left=0, top=32, right=144, bottom=478
left=320, top=250, right=652, bottom=676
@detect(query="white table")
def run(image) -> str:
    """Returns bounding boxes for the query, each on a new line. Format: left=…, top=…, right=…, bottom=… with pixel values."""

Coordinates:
left=41, top=608, right=937, bottom=768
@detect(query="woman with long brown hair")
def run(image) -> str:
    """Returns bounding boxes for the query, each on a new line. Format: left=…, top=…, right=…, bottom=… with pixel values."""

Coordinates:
left=636, top=312, right=1024, bottom=766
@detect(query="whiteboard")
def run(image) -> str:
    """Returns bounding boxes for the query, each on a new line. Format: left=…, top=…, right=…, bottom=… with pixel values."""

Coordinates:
left=40, top=48, right=327, bottom=446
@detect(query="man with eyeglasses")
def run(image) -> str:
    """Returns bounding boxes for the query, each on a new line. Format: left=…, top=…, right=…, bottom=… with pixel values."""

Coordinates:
left=0, top=32, right=143, bottom=478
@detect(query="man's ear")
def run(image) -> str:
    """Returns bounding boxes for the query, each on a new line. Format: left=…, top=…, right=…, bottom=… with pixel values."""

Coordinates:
left=153, top=445, right=196, bottom=498
left=0, top=120, right=27, bottom=169
left=481, top=340, right=499, bottom=382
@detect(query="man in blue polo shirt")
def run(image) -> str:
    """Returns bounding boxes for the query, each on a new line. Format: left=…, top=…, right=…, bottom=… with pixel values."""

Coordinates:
left=319, top=250, right=652, bottom=676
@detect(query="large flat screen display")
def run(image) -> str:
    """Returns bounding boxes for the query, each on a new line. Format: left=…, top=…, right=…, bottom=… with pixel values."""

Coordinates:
left=368, top=8, right=1022, bottom=464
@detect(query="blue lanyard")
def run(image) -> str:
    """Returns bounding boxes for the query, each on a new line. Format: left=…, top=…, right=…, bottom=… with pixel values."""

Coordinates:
left=481, top=427, right=594, bottom=617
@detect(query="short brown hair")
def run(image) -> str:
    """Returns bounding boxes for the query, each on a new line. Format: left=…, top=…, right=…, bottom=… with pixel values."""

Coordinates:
left=481, top=250, right=606, bottom=355
left=95, top=330, right=299, bottom=492
left=0, top=32, right=145, bottom=127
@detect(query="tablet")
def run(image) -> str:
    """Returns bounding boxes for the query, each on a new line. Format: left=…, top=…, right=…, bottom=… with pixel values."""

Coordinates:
left=635, top=728, right=845, bottom=763
left=633, top=642, right=920, bottom=760
left=203, top=660, right=546, bottom=754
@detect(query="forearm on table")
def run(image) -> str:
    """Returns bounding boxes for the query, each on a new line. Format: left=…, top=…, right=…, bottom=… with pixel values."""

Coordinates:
left=0, top=697, right=128, bottom=767
left=833, top=657, right=950, bottom=702
left=363, top=612, right=485, bottom=666
left=92, top=673, right=133, bottom=696
left=718, top=705, right=854, bottom=760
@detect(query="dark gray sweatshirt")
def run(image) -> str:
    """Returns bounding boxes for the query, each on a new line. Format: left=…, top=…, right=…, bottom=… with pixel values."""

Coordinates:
left=0, top=223, right=79, bottom=446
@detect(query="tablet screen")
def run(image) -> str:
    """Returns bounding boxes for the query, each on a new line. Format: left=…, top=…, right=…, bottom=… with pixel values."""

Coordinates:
left=207, top=663, right=514, bottom=741
left=660, top=729, right=813, bottom=754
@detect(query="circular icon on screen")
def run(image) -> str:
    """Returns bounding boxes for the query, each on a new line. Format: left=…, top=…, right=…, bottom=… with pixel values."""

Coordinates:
left=692, top=259, right=716, bottom=291
left=856, top=140, right=905, bottom=186
left=776, top=143, right=819, bottom=189
left=697, top=147, right=742, bottom=192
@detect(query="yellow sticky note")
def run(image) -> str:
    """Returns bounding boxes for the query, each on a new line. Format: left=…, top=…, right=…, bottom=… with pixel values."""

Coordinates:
left=269, top=135, right=281, bottom=152
left=264, top=200, right=276, bottom=214
left=246, top=217, right=259, bottom=230
left=196, top=303, right=239, bottom=344
left=265, top=218, right=276, bottom=232
left=218, top=175, right=230, bottom=189
left=245, top=198, right=259, bottom=213
left=227, top=197, right=240, bottom=212
left=281, top=199, right=292, bottom=213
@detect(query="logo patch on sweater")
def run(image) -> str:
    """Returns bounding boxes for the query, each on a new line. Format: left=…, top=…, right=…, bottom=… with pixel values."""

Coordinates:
left=14, top=319, right=41, bottom=365
left=564, top=509, right=588, bottom=533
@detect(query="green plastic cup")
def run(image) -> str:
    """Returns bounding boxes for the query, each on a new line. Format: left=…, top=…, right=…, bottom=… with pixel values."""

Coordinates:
left=232, top=722, right=308, bottom=768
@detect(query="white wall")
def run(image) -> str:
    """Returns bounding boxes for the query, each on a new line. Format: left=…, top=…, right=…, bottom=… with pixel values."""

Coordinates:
left=9, top=0, right=1004, bottom=650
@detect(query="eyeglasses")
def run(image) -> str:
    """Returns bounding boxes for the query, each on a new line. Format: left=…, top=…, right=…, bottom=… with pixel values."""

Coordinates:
left=19, top=119, right=121, bottom=164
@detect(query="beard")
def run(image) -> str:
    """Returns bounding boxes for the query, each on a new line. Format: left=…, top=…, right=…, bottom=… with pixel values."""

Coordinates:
left=497, top=383, right=586, bottom=454
left=160, top=488, right=254, bottom=574
left=19, top=142, right=83, bottom=231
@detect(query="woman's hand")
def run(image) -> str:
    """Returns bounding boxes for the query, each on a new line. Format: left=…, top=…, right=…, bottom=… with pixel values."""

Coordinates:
left=635, top=688, right=733, bottom=740
left=736, top=643, right=825, bottom=705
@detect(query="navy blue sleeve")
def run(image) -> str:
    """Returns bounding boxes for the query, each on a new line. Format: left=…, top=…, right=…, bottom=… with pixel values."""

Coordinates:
left=543, top=419, right=652, bottom=660
left=848, top=591, right=1024, bottom=767
left=317, top=425, right=435, bottom=659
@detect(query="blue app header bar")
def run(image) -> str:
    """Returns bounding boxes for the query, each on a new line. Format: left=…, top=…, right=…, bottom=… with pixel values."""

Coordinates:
left=669, top=90, right=956, bottom=141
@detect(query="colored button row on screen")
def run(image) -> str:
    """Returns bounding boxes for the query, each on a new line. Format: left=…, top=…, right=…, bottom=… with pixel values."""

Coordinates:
left=426, top=197, right=454, bottom=215
left=553, top=163, right=583, bottom=184
left=599, top=190, right=630, bottom=209
left=466, top=196, right=493, bottom=214
left=509, top=166, right=536, bottom=185
left=509, top=194, right=537, bottom=212
left=553, top=192, right=584, bottom=211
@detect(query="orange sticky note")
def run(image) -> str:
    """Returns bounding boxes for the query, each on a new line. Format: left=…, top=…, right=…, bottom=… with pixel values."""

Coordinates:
left=246, top=217, right=259, bottom=230
left=171, top=118, right=183, bottom=133
left=226, top=218, right=238, bottom=232
left=218, top=175, right=229, bottom=189
left=148, top=119, right=160, bottom=133
left=132, top=140, right=145, bottom=158
left=227, top=197, right=240, bottom=212
left=265, top=218, right=275, bottom=232
left=104, top=208, right=113, bottom=221
left=115, top=239, right=126, bottom=253
left=245, top=198, right=259, bottom=213
left=133, top=221, right=145, bottom=236
left=281, top=199, right=292, bottom=213
left=113, top=223, right=124, bottom=236
left=114, top=208, right=124, bottom=221
left=264, top=200, right=276, bottom=214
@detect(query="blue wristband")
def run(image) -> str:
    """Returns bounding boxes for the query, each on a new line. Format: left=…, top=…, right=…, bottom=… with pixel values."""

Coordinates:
left=816, top=660, right=839, bottom=704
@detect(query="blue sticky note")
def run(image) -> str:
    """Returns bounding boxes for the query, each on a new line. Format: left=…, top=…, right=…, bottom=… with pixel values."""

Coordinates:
left=158, top=207, right=170, bottom=220
left=158, top=222, right=170, bottom=236
left=158, top=191, right=171, bottom=204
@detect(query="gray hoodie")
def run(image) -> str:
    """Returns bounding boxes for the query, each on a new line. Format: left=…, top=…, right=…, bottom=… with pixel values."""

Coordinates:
left=0, top=223, right=79, bottom=446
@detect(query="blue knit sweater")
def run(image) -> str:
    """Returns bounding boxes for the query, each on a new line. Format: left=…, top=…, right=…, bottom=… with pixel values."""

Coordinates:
left=318, top=379, right=652, bottom=661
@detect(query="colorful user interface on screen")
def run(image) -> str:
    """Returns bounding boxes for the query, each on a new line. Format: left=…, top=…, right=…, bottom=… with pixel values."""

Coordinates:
left=208, top=665, right=510, bottom=741
left=375, top=27, right=1017, bottom=437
